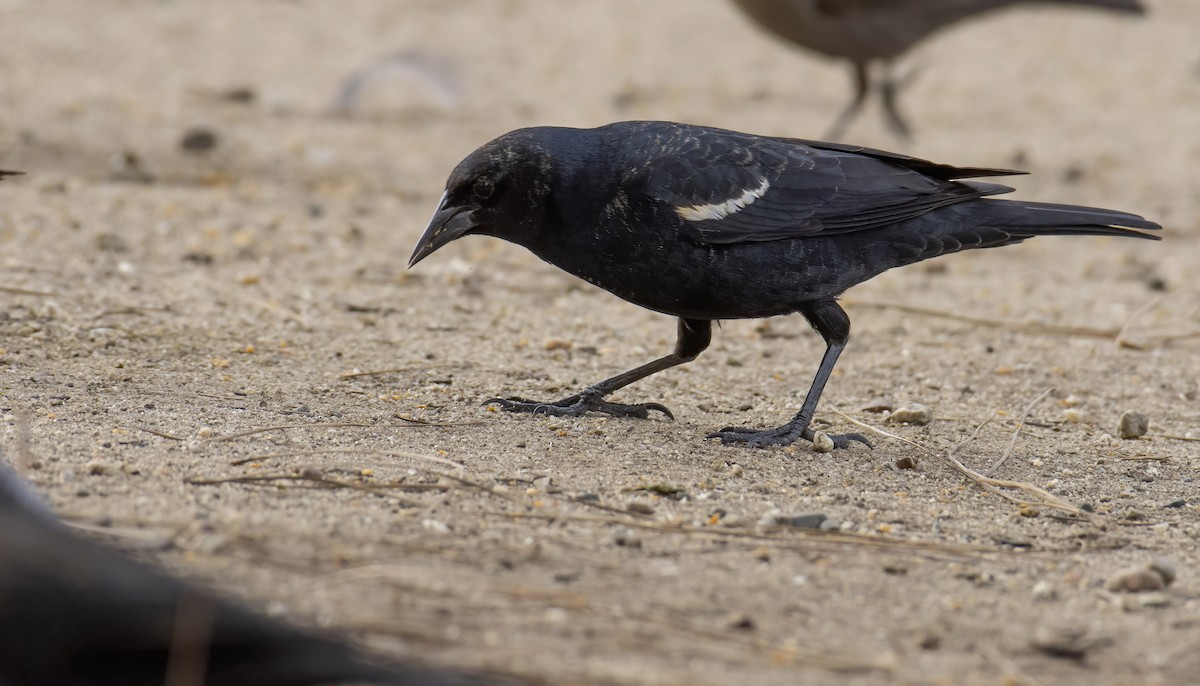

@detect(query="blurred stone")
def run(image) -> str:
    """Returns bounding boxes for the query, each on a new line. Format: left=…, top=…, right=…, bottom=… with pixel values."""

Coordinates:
left=1117, top=411, right=1149, bottom=439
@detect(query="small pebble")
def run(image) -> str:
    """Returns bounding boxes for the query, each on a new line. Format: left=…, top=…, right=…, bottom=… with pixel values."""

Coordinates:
left=726, top=614, right=756, bottom=631
left=811, top=431, right=835, bottom=453
left=221, top=86, right=257, bottom=103
left=758, top=509, right=827, bottom=529
left=626, top=501, right=655, bottom=515
left=1137, top=592, right=1172, bottom=608
left=1062, top=408, right=1089, bottom=423
left=180, top=127, right=219, bottom=154
left=1032, top=580, right=1057, bottom=601
left=1117, top=411, right=1149, bottom=439
left=613, top=530, right=642, bottom=548
left=888, top=402, right=932, bottom=425
left=1059, top=394, right=1084, bottom=408
left=860, top=399, right=893, bottom=413
left=84, top=461, right=109, bottom=476
left=1030, top=627, right=1094, bottom=661
left=1105, top=566, right=1167, bottom=593
left=1148, top=557, right=1176, bottom=585
left=894, top=456, right=918, bottom=470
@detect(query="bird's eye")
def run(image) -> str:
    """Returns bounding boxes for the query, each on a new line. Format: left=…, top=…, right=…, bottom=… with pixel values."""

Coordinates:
left=472, top=178, right=495, bottom=201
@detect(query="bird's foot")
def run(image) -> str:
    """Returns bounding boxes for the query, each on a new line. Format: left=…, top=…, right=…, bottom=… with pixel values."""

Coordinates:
left=707, top=424, right=871, bottom=449
left=483, top=389, right=673, bottom=420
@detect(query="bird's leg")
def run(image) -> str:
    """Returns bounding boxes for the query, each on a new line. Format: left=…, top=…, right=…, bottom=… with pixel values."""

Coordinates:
left=879, top=60, right=913, bottom=139
left=485, top=318, right=711, bottom=420
left=709, top=301, right=870, bottom=449
left=824, top=61, right=871, bottom=141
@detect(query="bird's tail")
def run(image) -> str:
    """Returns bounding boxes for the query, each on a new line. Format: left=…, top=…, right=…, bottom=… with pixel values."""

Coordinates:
left=873, top=198, right=1160, bottom=276
left=982, top=199, right=1161, bottom=241
left=1032, top=0, right=1145, bottom=14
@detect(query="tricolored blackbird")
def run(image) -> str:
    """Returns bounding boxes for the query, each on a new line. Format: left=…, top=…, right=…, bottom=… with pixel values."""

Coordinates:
left=409, top=121, right=1159, bottom=448
left=0, top=462, right=500, bottom=686
left=729, top=0, right=1146, bottom=138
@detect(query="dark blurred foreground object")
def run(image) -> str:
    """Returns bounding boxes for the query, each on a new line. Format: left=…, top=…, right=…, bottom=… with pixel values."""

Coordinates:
left=729, top=0, right=1146, bottom=138
left=409, top=121, right=1159, bottom=448
left=0, top=465, right=498, bottom=686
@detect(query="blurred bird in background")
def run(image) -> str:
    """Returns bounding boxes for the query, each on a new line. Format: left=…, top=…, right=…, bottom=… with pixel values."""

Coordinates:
left=729, top=0, right=1146, bottom=139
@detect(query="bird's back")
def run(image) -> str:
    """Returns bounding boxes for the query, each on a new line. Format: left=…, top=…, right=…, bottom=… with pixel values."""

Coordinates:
left=523, top=122, right=1156, bottom=321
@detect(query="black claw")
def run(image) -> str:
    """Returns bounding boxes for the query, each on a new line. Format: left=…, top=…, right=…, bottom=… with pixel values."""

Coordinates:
left=618, top=402, right=673, bottom=420
left=482, top=396, right=524, bottom=407
left=643, top=403, right=674, bottom=420
left=710, top=425, right=757, bottom=435
left=832, top=432, right=873, bottom=450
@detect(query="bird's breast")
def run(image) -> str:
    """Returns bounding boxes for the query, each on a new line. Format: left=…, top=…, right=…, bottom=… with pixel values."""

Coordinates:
left=529, top=222, right=869, bottom=320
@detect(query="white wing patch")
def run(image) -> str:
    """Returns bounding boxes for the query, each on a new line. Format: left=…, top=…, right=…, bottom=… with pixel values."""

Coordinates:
left=675, top=177, right=770, bottom=222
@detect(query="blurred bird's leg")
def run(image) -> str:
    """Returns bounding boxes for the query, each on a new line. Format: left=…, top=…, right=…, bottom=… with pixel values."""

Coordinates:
left=709, top=301, right=870, bottom=449
left=485, top=318, right=711, bottom=420
left=879, top=60, right=913, bottom=138
left=824, top=61, right=871, bottom=141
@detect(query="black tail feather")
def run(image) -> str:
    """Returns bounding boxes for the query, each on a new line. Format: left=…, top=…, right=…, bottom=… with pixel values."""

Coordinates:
left=1040, top=0, right=1146, bottom=15
left=987, top=199, right=1161, bottom=240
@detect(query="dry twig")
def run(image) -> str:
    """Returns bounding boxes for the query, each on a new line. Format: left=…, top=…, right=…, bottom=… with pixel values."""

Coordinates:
left=227, top=448, right=466, bottom=472
left=832, top=408, right=1102, bottom=526
left=126, top=425, right=185, bottom=441
left=985, top=387, right=1054, bottom=476
left=185, top=472, right=419, bottom=506
left=0, top=285, right=64, bottom=297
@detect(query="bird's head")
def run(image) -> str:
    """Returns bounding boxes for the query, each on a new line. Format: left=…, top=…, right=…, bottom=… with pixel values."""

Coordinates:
left=408, top=130, right=558, bottom=268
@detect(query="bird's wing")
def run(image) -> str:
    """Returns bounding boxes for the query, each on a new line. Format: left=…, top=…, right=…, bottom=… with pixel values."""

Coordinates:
left=636, top=130, right=1020, bottom=246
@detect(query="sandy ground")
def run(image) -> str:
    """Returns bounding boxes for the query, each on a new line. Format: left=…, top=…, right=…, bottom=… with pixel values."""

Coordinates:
left=1, top=1, right=1198, bottom=684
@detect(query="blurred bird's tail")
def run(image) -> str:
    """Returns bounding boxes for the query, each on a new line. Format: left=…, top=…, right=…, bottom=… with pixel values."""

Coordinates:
left=1035, top=0, right=1146, bottom=14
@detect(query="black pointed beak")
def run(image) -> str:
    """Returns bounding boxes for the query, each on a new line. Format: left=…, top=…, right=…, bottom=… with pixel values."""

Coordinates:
left=408, top=193, right=477, bottom=268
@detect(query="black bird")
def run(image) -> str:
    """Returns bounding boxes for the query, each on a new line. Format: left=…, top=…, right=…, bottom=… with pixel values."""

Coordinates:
left=728, top=0, right=1146, bottom=138
left=0, top=464, right=496, bottom=686
left=409, top=121, right=1159, bottom=448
